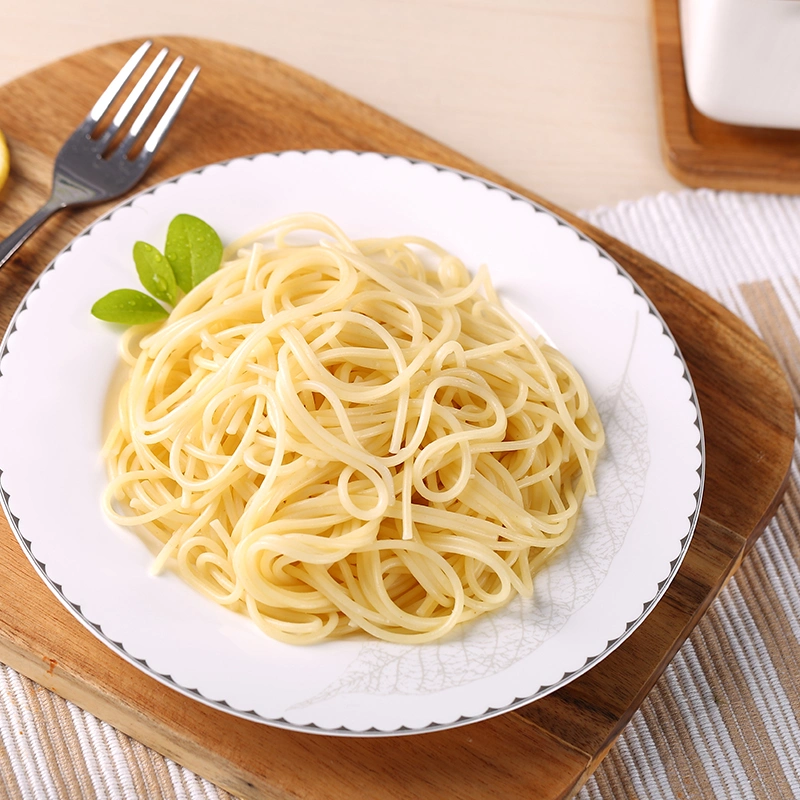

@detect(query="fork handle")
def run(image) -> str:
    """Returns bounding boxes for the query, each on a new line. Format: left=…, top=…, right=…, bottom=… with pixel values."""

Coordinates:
left=0, top=198, right=66, bottom=271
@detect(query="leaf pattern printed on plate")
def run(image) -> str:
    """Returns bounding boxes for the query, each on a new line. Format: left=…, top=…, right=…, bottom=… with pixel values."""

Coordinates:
left=293, top=318, right=651, bottom=707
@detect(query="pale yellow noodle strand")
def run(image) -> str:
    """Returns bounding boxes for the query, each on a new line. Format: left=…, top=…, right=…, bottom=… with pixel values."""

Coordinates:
left=103, top=214, right=604, bottom=644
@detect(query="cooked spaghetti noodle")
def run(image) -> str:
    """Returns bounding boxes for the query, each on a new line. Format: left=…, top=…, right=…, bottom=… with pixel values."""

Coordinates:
left=102, top=214, right=604, bottom=644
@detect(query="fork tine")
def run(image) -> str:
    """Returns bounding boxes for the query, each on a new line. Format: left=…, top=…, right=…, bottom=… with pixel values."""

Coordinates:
left=96, top=47, right=169, bottom=151
left=86, top=40, right=152, bottom=128
left=116, top=63, right=200, bottom=162
left=115, top=56, right=184, bottom=157
left=141, top=65, right=201, bottom=157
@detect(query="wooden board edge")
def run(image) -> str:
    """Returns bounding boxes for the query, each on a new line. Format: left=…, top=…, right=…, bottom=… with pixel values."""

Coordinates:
left=742, top=451, right=795, bottom=557
left=0, top=605, right=597, bottom=800
left=558, top=513, right=765, bottom=799
left=0, top=625, right=275, bottom=799
left=561, top=359, right=796, bottom=787
left=650, top=0, right=800, bottom=193
left=650, top=0, right=697, bottom=172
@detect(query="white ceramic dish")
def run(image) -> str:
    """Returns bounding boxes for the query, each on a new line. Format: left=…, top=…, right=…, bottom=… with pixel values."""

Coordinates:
left=681, top=0, right=800, bottom=129
left=0, top=151, right=703, bottom=735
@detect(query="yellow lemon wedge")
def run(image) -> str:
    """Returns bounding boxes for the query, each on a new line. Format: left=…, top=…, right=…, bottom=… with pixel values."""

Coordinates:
left=0, top=129, right=9, bottom=193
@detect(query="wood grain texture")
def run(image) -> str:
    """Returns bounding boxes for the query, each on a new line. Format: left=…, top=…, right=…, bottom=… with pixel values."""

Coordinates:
left=0, top=37, right=794, bottom=800
left=652, top=0, right=800, bottom=192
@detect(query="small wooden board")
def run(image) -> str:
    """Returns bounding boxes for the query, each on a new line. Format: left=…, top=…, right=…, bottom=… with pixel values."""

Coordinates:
left=0, top=37, right=794, bottom=800
left=652, top=0, right=800, bottom=192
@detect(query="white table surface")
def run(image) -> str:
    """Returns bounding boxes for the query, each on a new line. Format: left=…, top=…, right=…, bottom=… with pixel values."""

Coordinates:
left=1, top=0, right=682, bottom=214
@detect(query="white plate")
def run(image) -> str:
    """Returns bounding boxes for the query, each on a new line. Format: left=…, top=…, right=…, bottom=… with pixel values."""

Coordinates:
left=0, top=151, right=703, bottom=735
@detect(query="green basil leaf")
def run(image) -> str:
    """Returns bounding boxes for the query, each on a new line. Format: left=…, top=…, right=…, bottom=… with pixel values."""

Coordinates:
left=91, top=289, right=169, bottom=325
left=133, top=241, right=177, bottom=305
left=164, top=214, right=223, bottom=293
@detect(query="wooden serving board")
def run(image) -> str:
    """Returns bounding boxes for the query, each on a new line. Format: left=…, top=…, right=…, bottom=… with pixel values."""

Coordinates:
left=652, top=0, right=800, bottom=192
left=0, top=38, right=794, bottom=800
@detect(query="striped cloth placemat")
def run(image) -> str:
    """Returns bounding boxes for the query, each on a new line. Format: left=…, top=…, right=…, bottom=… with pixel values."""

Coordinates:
left=0, top=188, right=797, bottom=799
